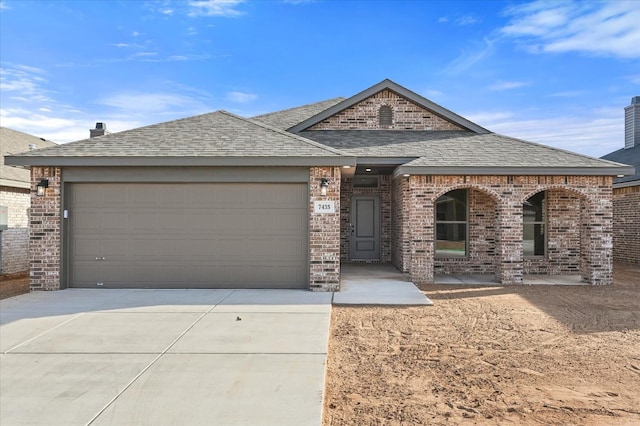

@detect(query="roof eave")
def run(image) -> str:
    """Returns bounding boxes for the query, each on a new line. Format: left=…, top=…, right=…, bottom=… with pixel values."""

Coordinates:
left=4, top=156, right=357, bottom=168
left=289, top=79, right=490, bottom=134
left=393, top=165, right=636, bottom=178
left=0, top=178, right=30, bottom=189
left=613, top=179, right=640, bottom=189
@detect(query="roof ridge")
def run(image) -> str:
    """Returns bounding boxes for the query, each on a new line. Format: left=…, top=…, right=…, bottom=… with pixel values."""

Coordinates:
left=251, top=97, right=346, bottom=120
left=219, top=110, right=350, bottom=157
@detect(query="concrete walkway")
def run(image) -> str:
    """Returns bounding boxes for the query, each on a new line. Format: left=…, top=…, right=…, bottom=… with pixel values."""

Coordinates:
left=334, top=263, right=433, bottom=305
left=0, top=289, right=332, bottom=426
left=435, top=274, right=586, bottom=285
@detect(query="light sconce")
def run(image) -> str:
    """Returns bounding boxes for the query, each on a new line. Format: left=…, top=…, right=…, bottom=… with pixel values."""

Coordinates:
left=320, top=178, right=329, bottom=196
left=36, top=179, right=49, bottom=196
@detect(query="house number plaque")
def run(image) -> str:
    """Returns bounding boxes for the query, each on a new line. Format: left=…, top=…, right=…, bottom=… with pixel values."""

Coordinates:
left=314, top=201, right=335, bottom=213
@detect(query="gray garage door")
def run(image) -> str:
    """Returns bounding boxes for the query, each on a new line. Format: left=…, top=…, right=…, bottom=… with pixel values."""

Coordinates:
left=68, top=183, right=308, bottom=289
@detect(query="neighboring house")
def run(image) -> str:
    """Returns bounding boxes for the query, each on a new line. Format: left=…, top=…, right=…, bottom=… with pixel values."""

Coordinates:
left=0, top=127, right=57, bottom=277
left=4, top=80, right=634, bottom=291
left=601, top=96, right=640, bottom=265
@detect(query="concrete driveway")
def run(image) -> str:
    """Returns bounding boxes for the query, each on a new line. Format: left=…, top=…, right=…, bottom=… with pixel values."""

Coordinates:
left=0, top=289, right=332, bottom=426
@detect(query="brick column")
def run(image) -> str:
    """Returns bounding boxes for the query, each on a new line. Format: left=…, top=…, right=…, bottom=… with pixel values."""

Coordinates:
left=585, top=196, right=614, bottom=285
left=495, top=199, right=523, bottom=285
left=30, top=167, right=62, bottom=291
left=309, top=167, right=341, bottom=291
left=409, top=178, right=434, bottom=284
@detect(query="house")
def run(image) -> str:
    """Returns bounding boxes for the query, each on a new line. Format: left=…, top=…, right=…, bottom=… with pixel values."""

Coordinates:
left=0, top=127, right=56, bottom=278
left=601, top=96, right=640, bottom=265
left=4, top=80, right=634, bottom=291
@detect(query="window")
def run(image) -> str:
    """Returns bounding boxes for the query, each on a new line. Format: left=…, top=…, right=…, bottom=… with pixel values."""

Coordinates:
left=435, top=189, right=467, bottom=256
left=379, top=105, right=392, bottom=126
left=523, top=192, right=546, bottom=256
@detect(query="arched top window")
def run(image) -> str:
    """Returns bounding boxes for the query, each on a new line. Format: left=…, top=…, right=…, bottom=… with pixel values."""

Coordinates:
left=435, top=189, right=468, bottom=257
left=523, top=191, right=546, bottom=256
left=378, top=105, right=393, bottom=126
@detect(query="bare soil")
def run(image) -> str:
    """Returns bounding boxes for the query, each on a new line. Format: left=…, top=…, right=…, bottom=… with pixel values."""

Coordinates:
left=324, top=263, right=640, bottom=425
left=0, top=274, right=29, bottom=300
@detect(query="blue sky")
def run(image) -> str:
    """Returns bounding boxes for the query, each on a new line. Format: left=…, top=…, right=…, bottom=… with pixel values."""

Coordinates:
left=1, top=0, right=639, bottom=157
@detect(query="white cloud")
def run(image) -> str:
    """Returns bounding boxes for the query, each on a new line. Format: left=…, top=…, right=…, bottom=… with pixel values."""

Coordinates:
left=132, top=31, right=141, bottom=37
left=225, top=91, right=257, bottom=103
left=501, top=1, right=640, bottom=59
left=97, top=92, right=210, bottom=115
left=444, top=37, right=495, bottom=74
left=466, top=108, right=623, bottom=157
left=438, top=17, right=449, bottom=23
left=187, top=0, right=244, bottom=17
left=0, top=65, right=53, bottom=102
left=487, top=81, right=530, bottom=91
left=455, top=15, right=478, bottom=26
left=0, top=1, right=9, bottom=10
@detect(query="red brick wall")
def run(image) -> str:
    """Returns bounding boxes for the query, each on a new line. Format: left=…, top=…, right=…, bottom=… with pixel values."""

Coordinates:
left=391, top=176, right=410, bottom=272
left=405, top=175, right=613, bottom=285
left=309, top=167, right=341, bottom=291
left=309, top=89, right=465, bottom=131
left=612, top=186, right=640, bottom=264
left=29, top=167, right=62, bottom=291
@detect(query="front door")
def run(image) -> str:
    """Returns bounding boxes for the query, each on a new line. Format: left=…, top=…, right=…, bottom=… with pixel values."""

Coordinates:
left=350, top=196, right=380, bottom=260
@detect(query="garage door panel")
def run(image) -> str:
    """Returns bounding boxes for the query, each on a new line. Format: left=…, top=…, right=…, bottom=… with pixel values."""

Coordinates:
left=69, top=183, right=308, bottom=289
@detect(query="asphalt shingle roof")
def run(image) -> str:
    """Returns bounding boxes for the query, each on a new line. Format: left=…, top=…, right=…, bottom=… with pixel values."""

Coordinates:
left=1, top=127, right=57, bottom=187
left=7, top=111, right=349, bottom=164
left=251, top=97, right=345, bottom=130
left=301, top=130, right=629, bottom=170
left=601, top=144, right=640, bottom=184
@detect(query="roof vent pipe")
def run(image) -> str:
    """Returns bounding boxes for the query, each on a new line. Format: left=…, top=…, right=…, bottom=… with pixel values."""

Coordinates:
left=90, top=122, right=109, bottom=138
left=625, top=96, right=640, bottom=149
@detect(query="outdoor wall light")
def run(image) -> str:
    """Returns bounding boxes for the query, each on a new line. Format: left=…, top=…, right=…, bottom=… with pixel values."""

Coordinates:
left=36, top=179, right=49, bottom=196
left=320, top=178, right=329, bottom=196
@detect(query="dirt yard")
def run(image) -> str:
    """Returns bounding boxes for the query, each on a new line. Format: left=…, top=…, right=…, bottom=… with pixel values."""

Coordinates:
left=323, top=263, right=640, bottom=425
left=0, top=274, right=29, bottom=300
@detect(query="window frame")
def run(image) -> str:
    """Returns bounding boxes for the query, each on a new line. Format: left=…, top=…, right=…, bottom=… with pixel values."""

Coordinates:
left=434, top=189, right=469, bottom=258
left=523, top=191, right=547, bottom=257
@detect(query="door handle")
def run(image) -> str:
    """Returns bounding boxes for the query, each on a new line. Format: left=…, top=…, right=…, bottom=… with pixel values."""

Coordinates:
left=95, top=257, right=106, bottom=261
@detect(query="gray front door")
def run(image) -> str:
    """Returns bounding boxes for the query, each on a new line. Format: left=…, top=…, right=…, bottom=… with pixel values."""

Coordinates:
left=350, top=196, right=380, bottom=260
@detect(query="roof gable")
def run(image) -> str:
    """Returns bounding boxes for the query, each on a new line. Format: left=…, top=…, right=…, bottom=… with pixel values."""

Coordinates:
left=289, top=79, right=489, bottom=134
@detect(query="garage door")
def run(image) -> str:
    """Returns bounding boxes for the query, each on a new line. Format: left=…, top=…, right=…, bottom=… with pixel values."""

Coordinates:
left=68, top=183, right=308, bottom=289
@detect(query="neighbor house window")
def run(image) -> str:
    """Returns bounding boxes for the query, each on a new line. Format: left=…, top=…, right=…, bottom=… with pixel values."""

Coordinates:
left=379, top=105, right=392, bottom=126
left=523, top=192, right=546, bottom=256
left=435, top=189, right=467, bottom=257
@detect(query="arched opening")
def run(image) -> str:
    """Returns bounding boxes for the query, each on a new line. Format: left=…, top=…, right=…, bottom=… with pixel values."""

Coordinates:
left=434, top=187, right=499, bottom=277
left=522, top=188, right=587, bottom=279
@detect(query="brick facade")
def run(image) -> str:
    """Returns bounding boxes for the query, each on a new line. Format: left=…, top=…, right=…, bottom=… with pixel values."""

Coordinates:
left=309, top=167, right=341, bottom=291
left=387, top=175, right=613, bottom=285
left=612, top=186, right=640, bottom=264
left=0, top=186, right=30, bottom=276
left=29, top=167, right=62, bottom=291
left=309, top=89, right=464, bottom=131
